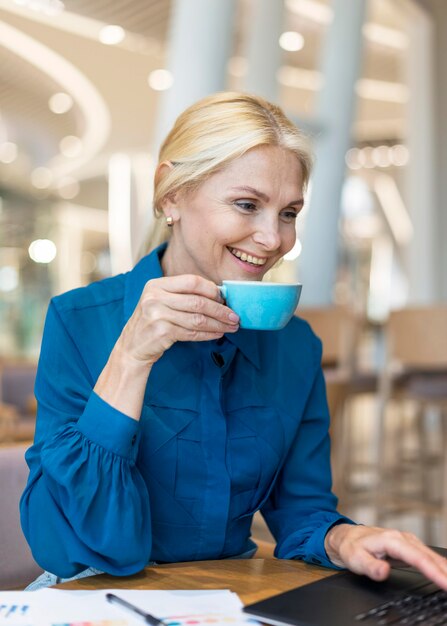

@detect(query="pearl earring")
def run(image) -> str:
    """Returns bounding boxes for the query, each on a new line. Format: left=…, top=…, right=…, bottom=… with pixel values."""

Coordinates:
left=166, top=216, right=174, bottom=227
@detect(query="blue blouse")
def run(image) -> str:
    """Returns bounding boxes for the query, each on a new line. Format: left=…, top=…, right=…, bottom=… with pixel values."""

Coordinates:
left=20, top=244, right=352, bottom=578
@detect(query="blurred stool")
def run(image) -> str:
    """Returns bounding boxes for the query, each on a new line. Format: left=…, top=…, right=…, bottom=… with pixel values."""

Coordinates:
left=0, top=402, right=19, bottom=442
left=374, top=306, right=447, bottom=544
left=297, top=306, right=363, bottom=503
left=0, top=362, right=37, bottom=443
left=0, top=443, right=43, bottom=588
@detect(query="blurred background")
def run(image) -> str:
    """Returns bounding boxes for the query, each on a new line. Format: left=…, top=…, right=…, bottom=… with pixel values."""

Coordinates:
left=0, top=0, right=447, bottom=579
left=1, top=0, right=446, bottom=357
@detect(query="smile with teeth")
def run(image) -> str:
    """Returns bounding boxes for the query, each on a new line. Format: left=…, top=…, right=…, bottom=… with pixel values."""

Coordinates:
left=228, top=247, right=267, bottom=266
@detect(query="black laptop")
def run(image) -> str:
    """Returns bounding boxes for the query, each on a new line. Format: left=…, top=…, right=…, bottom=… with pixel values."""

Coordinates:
left=243, top=547, right=447, bottom=626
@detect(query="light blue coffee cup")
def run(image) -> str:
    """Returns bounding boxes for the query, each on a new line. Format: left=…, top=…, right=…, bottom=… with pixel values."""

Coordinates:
left=219, top=280, right=302, bottom=330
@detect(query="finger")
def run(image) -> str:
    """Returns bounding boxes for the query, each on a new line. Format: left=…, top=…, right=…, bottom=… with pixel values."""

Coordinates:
left=148, top=274, right=223, bottom=302
left=364, top=530, right=447, bottom=590
left=347, top=548, right=391, bottom=581
left=157, top=307, right=239, bottom=335
left=147, top=290, right=239, bottom=326
left=171, top=324, right=226, bottom=343
left=145, top=302, right=239, bottom=341
left=168, top=292, right=238, bottom=324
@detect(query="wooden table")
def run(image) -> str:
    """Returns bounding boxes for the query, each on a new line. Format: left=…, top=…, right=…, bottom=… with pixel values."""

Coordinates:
left=57, top=558, right=336, bottom=605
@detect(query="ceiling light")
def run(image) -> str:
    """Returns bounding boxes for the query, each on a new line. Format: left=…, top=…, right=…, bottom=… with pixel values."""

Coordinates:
left=0, top=21, right=110, bottom=182
left=345, top=148, right=362, bottom=170
left=49, top=92, right=73, bottom=114
left=285, top=0, right=332, bottom=24
left=99, top=25, right=125, bottom=45
left=279, top=31, right=304, bottom=52
left=276, top=65, right=321, bottom=90
left=0, top=142, right=18, bottom=164
left=276, top=67, right=408, bottom=104
left=28, top=239, right=57, bottom=264
left=356, top=79, right=409, bottom=103
left=390, top=144, right=409, bottom=167
left=13, top=0, right=64, bottom=16
left=60, top=135, right=83, bottom=158
left=148, top=69, right=174, bottom=91
left=372, top=146, right=392, bottom=168
left=31, top=167, right=53, bottom=189
left=345, top=145, right=408, bottom=170
left=361, top=147, right=375, bottom=169
left=363, top=23, right=408, bottom=51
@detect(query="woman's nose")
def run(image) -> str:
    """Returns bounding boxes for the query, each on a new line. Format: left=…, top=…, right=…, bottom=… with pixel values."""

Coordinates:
left=252, top=217, right=282, bottom=251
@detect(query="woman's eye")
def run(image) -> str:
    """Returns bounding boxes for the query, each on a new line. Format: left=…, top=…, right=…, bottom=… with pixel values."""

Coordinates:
left=282, top=211, right=298, bottom=221
left=234, top=201, right=257, bottom=212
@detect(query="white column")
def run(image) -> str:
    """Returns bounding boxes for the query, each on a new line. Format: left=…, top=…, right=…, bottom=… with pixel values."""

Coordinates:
left=404, top=4, right=437, bottom=304
left=153, top=0, right=236, bottom=151
left=108, top=153, right=133, bottom=274
left=243, top=0, right=284, bottom=101
left=426, top=0, right=447, bottom=301
left=298, top=0, right=367, bottom=306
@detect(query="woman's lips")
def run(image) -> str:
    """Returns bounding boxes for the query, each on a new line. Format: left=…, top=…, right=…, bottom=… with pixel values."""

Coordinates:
left=227, top=247, right=267, bottom=266
left=227, top=247, right=267, bottom=275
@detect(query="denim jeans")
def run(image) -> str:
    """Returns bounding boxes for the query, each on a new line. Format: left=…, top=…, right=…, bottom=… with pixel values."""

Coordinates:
left=25, top=566, right=106, bottom=590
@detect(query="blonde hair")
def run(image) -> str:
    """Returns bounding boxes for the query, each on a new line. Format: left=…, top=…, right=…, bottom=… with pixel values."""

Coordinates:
left=144, top=91, right=313, bottom=253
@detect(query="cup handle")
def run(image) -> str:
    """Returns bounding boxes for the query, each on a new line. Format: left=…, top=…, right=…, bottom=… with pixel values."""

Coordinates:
left=218, top=285, right=227, bottom=300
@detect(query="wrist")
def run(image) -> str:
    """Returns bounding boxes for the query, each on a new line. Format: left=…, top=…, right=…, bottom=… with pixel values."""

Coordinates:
left=94, top=343, right=153, bottom=421
left=113, top=339, right=155, bottom=374
left=324, top=523, right=352, bottom=568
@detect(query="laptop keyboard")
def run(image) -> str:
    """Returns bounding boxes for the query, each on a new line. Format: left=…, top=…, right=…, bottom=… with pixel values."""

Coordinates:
left=355, top=584, right=447, bottom=624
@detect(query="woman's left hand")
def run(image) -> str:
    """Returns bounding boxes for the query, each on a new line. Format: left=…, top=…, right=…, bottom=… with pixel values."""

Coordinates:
left=324, top=523, right=447, bottom=590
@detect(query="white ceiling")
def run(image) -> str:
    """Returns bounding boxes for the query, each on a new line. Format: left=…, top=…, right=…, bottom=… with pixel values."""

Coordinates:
left=63, top=0, right=171, bottom=40
left=0, top=0, right=414, bottom=201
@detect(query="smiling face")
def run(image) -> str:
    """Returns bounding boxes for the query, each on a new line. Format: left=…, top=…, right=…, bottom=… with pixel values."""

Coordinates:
left=160, top=145, right=305, bottom=284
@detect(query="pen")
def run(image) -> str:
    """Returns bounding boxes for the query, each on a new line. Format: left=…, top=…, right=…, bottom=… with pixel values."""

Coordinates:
left=106, top=592, right=166, bottom=626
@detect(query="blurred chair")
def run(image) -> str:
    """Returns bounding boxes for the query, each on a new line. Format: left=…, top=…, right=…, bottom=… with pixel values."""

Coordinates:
left=254, top=538, right=275, bottom=559
left=297, top=306, right=364, bottom=502
left=0, top=443, right=42, bottom=589
left=0, top=362, right=37, bottom=443
left=0, top=402, right=19, bottom=443
left=251, top=511, right=275, bottom=558
left=375, top=306, right=447, bottom=544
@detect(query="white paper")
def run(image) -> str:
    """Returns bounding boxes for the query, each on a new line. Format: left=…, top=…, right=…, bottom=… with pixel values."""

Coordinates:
left=0, top=589, right=260, bottom=626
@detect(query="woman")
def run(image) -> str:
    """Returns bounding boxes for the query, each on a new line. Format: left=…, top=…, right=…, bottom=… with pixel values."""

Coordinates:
left=21, top=92, right=447, bottom=589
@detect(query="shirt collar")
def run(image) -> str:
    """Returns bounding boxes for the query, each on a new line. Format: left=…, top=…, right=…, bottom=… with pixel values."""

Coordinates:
left=123, top=242, right=261, bottom=370
left=225, top=329, right=261, bottom=370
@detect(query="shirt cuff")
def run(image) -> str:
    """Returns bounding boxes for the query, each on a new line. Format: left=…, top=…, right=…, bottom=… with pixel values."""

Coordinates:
left=76, top=391, right=140, bottom=460
left=304, top=515, right=357, bottom=569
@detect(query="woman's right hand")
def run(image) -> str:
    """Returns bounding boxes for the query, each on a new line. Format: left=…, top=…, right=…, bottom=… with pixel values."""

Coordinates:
left=116, top=274, right=239, bottom=367
left=95, top=274, right=239, bottom=420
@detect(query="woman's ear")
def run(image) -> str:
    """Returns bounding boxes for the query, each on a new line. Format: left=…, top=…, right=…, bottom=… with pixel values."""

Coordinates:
left=154, top=160, right=174, bottom=186
left=156, top=161, right=181, bottom=222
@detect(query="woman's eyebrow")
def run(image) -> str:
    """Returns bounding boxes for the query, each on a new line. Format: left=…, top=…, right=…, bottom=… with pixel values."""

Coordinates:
left=289, top=198, right=305, bottom=208
left=229, top=186, right=304, bottom=207
left=229, top=186, right=270, bottom=201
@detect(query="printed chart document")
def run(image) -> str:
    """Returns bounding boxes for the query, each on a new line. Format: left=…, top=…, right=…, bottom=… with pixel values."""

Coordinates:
left=0, top=588, right=260, bottom=626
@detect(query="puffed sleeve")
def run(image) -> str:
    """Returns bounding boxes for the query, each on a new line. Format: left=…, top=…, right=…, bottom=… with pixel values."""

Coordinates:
left=20, top=300, right=152, bottom=578
left=261, top=340, right=356, bottom=568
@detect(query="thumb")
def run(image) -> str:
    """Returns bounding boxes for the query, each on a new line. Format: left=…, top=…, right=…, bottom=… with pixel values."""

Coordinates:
left=350, top=550, right=391, bottom=581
